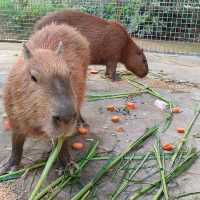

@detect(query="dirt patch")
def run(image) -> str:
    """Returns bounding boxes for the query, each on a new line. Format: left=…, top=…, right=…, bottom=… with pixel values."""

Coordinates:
left=147, top=79, right=191, bottom=92
left=0, top=183, right=16, bottom=200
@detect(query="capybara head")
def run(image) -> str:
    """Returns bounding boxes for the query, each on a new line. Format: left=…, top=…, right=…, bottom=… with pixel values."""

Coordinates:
left=22, top=42, right=77, bottom=138
left=124, top=39, right=148, bottom=78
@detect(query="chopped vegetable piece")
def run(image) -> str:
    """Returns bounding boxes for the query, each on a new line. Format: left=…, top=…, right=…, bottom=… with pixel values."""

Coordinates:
left=111, top=115, right=120, bottom=123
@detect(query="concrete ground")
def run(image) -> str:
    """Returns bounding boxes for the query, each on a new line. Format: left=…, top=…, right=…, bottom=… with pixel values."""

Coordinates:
left=0, top=42, right=200, bottom=200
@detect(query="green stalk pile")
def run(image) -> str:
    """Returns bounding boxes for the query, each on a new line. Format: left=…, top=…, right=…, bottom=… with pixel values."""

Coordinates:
left=125, top=78, right=174, bottom=132
left=1, top=79, right=200, bottom=200
left=153, top=140, right=169, bottom=200
left=34, top=141, right=99, bottom=200
left=110, top=152, right=150, bottom=200
left=128, top=148, right=198, bottom=200
left=70, top=125, right=158, bottom=200
left=0, top=161, right=45, bottom=182
left=171, top=103, right=200, bottom=166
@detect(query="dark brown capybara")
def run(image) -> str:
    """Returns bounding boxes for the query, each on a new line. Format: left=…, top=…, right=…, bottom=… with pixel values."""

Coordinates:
left=34, top=10, right=148, bottom=81
left=1, top=23, right=90, bottom=174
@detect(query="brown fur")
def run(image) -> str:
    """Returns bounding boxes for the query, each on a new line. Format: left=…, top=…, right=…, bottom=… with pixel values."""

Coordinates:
left=2, top=24, right=90, bottom=172
left=34, top=10, right=148, bottom=81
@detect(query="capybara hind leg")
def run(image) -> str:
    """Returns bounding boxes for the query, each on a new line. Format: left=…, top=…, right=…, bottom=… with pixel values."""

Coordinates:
left=59, top=139, right=79, bottom=174
left=0, top=133, right=25, bottom=174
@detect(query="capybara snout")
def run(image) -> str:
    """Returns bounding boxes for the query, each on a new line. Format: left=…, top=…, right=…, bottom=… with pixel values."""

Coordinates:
left=52, top=98, right=77, bottom=125
left=124, top=41, right=148, bottom=78
left=51, top=78, right=77, bottom=124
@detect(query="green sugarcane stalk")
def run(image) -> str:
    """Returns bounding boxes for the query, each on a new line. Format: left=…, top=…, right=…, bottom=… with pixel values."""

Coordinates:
left=90, top=151, right=187, bottom=161
left=126, top=78, right=174, bottom=132
left=153, top=140, right=169, bottom=200
left=0, top=161, right=45, bottom=182
left=173, top=191, right=200, bottom=199
left=111, top=152, right=150, bottom=200
left=70, top=125, right=159, bottom=200
left=162, top=111, right=173, bottom=133
left=126, top=79, right=172, bottom=106
left=153, top=187, right=163, bottom=200
left=87, top=91, right=143, bottom=102
left=34, top=176, right=64, bottom=200
left=111, top=153, right=136, bottom=181
left=29, top=136, right=65, bottom=200
left=47, top=177, right=72, bottom=200
left=81, top=191, right=91, bottom=200
left=34, top=141, right=99, bottom=200
left=128, top=149, right=198, bottom=200
left=44, top=141, right=99, bottom=200
left=171, top=103, right=200, bottom=167
left=87, top=91, right=139, bottom=98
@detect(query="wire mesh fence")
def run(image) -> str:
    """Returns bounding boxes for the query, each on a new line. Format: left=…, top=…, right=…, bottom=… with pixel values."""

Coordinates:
left=0, top=0, right=199, bottom=54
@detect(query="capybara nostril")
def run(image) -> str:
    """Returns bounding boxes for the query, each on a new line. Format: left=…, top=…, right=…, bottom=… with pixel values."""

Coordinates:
left=53, top=107, right=77, bottom=124
left=53, top=115, right=61, bottom=123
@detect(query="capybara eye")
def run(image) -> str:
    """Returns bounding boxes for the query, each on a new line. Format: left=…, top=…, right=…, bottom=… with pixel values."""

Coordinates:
left=31, top=74, right=37, bottom=82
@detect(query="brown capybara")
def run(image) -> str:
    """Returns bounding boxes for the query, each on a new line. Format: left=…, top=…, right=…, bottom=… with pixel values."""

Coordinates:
left=34, top=10, right=148, bottom=81
left=1, top=23, right=90, bottom=174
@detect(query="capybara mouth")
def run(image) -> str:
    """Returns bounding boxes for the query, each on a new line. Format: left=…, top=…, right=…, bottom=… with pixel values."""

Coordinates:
left=44, top=119, right=77, bottom=139
left=136, top=64, right=149, bottom=78
left=57, top=120, right=76, bottom=136
left=138, top=70, right=149, bottom=78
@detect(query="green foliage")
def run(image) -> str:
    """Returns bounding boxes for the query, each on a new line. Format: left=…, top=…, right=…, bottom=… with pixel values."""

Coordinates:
left=0, top=0, right=199, bottom=41
left=0, top=0, right=65, bottom=38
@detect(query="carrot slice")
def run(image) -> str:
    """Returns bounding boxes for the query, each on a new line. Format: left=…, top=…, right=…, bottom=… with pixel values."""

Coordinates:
left=78, top=127, right=88, bottom=135
left=127, top=102, right=136, bottom=110
left=162, top=143, right=173, bottom=151
left=172, top=107, right=182, bottom=113
left=72, top=142, right=84, bottom=150
left=107, top=105, right=115, bottom=112
left=111, top=115, right=120, bottom=123
left=176, top=127, right=185, bottom=134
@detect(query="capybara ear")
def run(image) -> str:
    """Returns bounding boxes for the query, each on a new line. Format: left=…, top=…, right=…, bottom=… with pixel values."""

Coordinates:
left=22, top=43, right=32, bottom=60
left=55, top=41, right=64, bottom=56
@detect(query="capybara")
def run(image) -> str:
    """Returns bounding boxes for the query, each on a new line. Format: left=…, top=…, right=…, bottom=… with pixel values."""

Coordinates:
left=34, top=10, right=148, bottom=81
left=1, top=23, right=90, bottom=173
